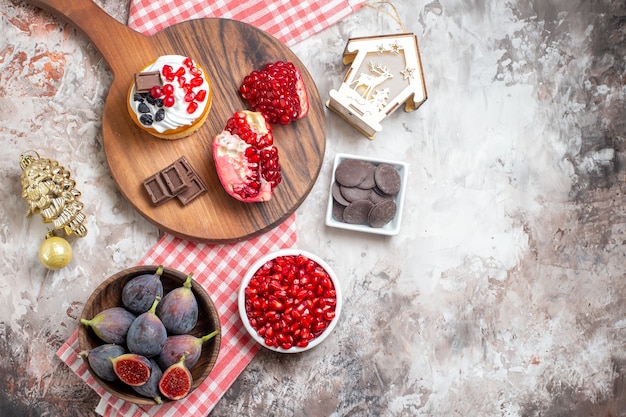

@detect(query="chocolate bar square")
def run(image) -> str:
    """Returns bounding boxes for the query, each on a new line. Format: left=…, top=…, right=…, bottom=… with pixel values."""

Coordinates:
left=134, top=71, right=162, bottom=94
left=143, top=173, right=172, bottom=206
left=143, top=156, right=208, bottom=206
left=162, top=161, right=191, bottom=195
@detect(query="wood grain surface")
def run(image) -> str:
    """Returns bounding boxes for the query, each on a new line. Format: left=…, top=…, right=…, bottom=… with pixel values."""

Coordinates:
left=25, top=0, right=326, bottom=243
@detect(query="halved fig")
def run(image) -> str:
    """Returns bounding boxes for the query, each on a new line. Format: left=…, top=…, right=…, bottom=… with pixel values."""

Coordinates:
left=158, top=354, right=193, bottom=401
left=110, top=353, right=152, bottom=387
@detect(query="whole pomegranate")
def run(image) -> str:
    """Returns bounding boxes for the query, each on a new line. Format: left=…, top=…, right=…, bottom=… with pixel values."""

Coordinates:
left=239, top=61, right=309, bottom=125
left=212, top=110, right=281, bottom=203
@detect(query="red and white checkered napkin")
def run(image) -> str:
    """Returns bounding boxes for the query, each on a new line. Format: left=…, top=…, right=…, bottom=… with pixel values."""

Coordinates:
left=128, top=0, right=365, bottom=46
left=56, top=214, right=297, bottom=417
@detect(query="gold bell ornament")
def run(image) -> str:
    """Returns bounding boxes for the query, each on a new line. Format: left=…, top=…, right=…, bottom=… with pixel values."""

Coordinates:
left=19, top=151, right=88, bottom=269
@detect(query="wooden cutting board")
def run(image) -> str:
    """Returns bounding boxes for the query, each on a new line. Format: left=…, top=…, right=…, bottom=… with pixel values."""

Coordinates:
left=25, top=0, right=326, bottom=243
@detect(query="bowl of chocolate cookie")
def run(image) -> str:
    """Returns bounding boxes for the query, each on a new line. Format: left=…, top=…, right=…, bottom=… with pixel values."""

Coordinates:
left=325, top=153, right=408, bottom=236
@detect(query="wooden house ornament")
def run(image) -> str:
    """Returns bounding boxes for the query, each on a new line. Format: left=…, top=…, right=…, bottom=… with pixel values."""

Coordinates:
left=327, top=33, right=427, bottom=139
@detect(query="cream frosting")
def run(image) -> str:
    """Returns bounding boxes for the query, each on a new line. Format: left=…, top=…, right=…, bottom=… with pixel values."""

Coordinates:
left=129, top=55, right=210, bottom=134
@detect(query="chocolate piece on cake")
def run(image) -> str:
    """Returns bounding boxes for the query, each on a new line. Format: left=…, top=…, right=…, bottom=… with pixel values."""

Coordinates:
left=134, top=71, right=162, bottom=94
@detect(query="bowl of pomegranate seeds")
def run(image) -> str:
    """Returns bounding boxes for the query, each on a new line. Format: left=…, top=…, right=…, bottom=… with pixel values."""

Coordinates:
left=238, top=249, right=342, bottom=353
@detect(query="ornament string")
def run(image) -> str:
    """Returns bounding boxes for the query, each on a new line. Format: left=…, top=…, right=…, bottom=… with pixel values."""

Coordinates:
left=362, top=1, right=409, bottom=33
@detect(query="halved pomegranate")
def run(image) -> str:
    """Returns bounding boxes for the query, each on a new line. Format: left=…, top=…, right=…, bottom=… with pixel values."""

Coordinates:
left=212, top=110, right=281, bottom=203
left=239, top=61, right=309, bottom=125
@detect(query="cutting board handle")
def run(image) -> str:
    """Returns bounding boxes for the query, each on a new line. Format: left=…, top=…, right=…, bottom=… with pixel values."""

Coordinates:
left=24, top=0, right=149, bottom=75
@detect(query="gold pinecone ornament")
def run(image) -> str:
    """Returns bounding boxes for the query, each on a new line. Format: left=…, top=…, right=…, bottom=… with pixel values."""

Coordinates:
left=19, top=151, right=88, bottom=269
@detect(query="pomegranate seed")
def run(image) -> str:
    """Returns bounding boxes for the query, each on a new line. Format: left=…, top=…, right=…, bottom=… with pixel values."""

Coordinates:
left=162, top=84, right=174, bottom=95
left=183, top=57, right=194, bottom=68
left=186, top=101, right=198, bottom=114
left=163, top=95, right=175, bottom=107
left=196, top=89, right=207, bottom=102
left=150, top=86, right=163, bottom=98
left=175, top=66, right=186, bottom=77
left=190, top=76, right=204, bottom=87
left=162, top=65, right=173, bottom=77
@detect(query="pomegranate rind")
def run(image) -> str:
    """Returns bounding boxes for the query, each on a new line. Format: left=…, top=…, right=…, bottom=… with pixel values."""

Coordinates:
left=111, top=353, right=152, bottom=387
left=158, top=362, right=193, bottom=400
left=294, top=67, right=309, bottom=120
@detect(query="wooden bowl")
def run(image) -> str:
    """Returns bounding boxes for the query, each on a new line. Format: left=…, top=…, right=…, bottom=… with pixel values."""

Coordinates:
left=78, top=265, right=221, bottom=405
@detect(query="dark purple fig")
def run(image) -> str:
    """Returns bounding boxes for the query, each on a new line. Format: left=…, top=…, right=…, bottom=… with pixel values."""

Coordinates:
left=157, top=329, right=219, bottom=370
left=80, top=307, right=136, bottom=344
left=122, top=265, right=164, bottom=314
left=159, top=353, right=192, bottom=400
left=156, top=273, right=198, bottom=334
left=127, top=297, right=167, bottom=357
left=79, top=344, right=126, bottom=382
left=111, top=353, right=151, bottom=386
left=132, top=358, right=163, bottom=404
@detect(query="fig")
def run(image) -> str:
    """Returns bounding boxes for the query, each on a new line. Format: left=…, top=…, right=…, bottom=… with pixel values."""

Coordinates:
left=79, top=344, right=126, bottom=382
left=156, top=273, right=198, bottom=334
left=80, top=307, right=136, bottom=344
left=212, top=110, right=281, bottom=203
left=110, top=353, right=152, bottom=386
left=122, top=265, right=164, bottom=314
left=159, top=353, right=193, bottom=400
left=127, top=297, right=167, bottom=357
left=156, top=329, right=219, bottom=370
left=132, top=359, right=163, bottom=404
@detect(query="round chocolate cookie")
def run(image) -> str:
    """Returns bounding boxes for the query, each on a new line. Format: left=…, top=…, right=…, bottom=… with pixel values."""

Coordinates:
left=368, top=199, right=397, bottom=228
left=332, top=199, right=346, bottom=221
left=374, top=163, right=401, bottom=195
left=335, top=159, right=369, bottom=187
left=332, top=181, right=350, bottom=206
left=369, top=187, right=395, bottom=204
left=343, top=199, right=374, bottom=224
left=340, top=185, right=372, bottom=202
left=357, top=162, right=376, bottom=189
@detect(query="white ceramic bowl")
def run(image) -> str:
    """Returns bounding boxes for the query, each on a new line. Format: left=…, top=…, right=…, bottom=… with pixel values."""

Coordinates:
left=238, top=249, right=342, bottom=353
left=325, top=153, right=408, bottom=236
